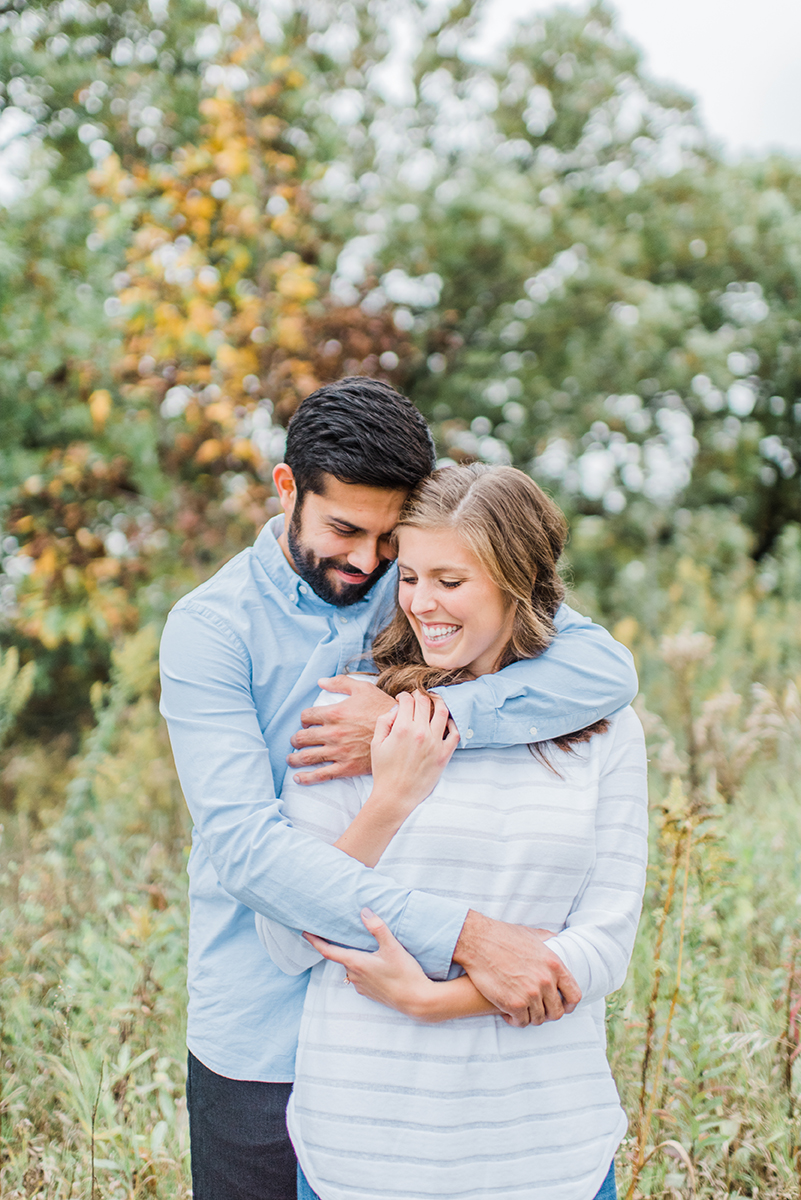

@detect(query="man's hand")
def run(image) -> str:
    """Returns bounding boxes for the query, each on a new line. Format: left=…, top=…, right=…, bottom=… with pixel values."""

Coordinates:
left=453, top=910, right=581, bottom=1027
left=287, top=676, right=396, bottom=784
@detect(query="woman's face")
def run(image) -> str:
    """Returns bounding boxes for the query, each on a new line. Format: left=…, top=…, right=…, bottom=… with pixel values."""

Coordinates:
left=396, top=526, right=515, bottom=677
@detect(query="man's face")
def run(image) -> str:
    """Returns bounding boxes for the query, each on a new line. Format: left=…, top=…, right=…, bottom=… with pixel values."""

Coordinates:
left=280, top=472, right=409, bottom=607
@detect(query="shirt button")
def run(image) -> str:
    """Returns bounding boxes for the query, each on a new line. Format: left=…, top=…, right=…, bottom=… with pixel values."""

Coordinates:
left=465, top=729, right=474, bottom=739
left=339, top=615, right=348, bottom=624
left=529, top=725, right=538, bottom=737
left=299, top=584, right=308, bottom=594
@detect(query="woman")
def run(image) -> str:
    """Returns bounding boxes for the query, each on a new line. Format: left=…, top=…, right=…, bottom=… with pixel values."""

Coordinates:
left=256, top=464, right=648, bottom=1200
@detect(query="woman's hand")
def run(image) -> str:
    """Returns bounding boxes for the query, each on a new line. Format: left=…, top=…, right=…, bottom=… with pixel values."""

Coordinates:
left=304, top=909, right=436, bottom=1020
left=370, top=690, right=460, bottom=818
left=332, top=690, right=459, bottom=867
left=305, top=910, right=502, bottom=1024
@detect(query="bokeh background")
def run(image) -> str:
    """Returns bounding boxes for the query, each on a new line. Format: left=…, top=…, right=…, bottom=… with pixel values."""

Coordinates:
left=1, top=2, right=800, bottom=1197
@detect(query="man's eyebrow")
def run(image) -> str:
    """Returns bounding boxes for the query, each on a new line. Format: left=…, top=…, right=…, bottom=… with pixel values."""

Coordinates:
left=325, top=515, right=366, bottom=533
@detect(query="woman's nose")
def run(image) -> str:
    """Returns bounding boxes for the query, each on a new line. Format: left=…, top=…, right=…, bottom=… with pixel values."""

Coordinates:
left=411, top=585, right=438, bottom=615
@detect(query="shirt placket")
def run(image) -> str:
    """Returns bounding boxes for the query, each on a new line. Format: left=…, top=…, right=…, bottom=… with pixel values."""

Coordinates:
left=332, top=609, right=369, bottom=675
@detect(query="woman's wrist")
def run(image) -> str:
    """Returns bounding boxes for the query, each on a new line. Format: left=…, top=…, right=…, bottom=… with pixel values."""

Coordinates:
left=365, top=784, right=420, bottom=822
left=400, top=978, right=442, bottom=1023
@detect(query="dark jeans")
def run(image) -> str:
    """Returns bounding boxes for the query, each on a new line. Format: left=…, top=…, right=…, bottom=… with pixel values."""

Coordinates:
left=186, top=1051, right=297, bottom=1200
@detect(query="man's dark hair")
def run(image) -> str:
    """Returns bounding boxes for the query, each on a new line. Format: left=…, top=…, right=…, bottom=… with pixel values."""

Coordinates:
left=284, top=377, right=436, bottom=499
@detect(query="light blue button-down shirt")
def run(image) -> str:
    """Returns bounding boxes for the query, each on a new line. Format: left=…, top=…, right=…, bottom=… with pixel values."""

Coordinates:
left=159, top=515, right=637, bottom=1082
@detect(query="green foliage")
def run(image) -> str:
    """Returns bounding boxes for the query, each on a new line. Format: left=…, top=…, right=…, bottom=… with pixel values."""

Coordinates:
left=2, top=0, right=801, bottom=731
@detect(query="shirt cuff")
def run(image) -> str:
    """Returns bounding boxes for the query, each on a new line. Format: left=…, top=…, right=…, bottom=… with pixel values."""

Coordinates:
left=546, top=935, right=591, bottom=1000
left=433, top=686, right=487, bottom=749
left=396, top=891, right=469, bottom=981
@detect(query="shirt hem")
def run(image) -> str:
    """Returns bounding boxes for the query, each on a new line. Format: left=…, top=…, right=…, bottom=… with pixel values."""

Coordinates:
left=186, top=1038, right=295, bottom=1084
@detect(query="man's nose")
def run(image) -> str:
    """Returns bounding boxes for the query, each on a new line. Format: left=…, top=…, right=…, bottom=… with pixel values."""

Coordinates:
left=346, top=541, right=381, bottom=575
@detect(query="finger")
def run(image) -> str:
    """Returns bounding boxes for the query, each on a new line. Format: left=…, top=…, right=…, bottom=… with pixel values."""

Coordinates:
left=528, top=997, right=546, bottom=1026
left=443, top=718, right=460, bottom=752
left=502, top=1007, right=530, bottom=1028
left=393, top=691, right=415, bottom=728
left=412, top=689, right=433, bottom=726
left=299, top=706, right=327, bottom=729
left=293, top=764, right=352, bottom=785
left=318, top=675, right=355, bottom=695
left=557, top=969, right=582, bottom=1012
left=287, top=747, right=333, bottom=768
left=540, top=980, right=565, bottom=1023
left=372, top=705, right=399, bottom=742
left=290, top=726, right=331, bottom=750
left=429, top=696, right=450, bottom=739
left=360, top=907, right=395, bottom=949
left=303, top=933, right=352, bottom=965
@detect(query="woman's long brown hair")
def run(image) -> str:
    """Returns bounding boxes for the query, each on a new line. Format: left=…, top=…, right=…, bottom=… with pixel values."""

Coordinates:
left=372, top=463, right=607, bottom=753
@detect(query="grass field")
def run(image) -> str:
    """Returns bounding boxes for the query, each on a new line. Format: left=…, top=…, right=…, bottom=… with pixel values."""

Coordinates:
left=2, top=518, right=801, bottom=1199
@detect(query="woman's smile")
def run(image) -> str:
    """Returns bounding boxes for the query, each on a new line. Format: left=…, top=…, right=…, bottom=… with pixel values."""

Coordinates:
left=418, top=621, right=462, bottom=647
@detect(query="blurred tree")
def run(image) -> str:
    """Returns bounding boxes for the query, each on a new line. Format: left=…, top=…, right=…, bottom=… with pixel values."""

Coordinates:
left=1, top=0, right=800, bottom=734
left=0, top=7, right=415, bottom=726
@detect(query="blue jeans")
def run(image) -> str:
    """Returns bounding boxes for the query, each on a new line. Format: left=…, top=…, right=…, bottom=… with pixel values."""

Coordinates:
left=297, top=1159, right=617, bottom=1199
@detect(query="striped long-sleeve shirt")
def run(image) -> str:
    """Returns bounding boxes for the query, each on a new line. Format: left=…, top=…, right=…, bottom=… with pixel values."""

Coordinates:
left=257, top=703, right=648, bottom=1200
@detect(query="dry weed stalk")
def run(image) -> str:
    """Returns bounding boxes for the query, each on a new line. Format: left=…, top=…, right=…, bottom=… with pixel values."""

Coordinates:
left=626, top=811, right=695, bottom=1200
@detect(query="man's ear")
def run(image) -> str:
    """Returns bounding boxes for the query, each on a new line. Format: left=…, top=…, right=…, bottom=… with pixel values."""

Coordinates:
left=273, top=463, right=297, bottom=520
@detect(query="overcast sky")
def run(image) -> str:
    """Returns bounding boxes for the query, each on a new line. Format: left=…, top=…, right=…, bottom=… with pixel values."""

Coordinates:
left=481, top=0, right=801, bottom=158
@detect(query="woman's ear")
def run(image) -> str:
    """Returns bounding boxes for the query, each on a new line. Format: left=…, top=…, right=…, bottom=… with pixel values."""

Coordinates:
left=272, top=463, right=297, bottom=520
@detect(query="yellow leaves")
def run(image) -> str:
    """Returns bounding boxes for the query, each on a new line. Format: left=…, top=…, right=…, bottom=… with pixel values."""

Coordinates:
left=285, top=70, right=305, bottom=89
left=23, top=476, right=43, bottom=497
left=214, top=343, right=257, bottom=379
left=134, top=225, right=170, bottom=254
left=276, top=314, right=307, bottom=352
left=89, top=389, right=113, bottom=430
left=237, top=204, right=261, bottom=238
left=270, top=211, right=299, bottom=239
left=232, top=438, right=256, bottom=462
left=76, top=528, right=102, bottom=552
left=184, top=192, right=215, bottom=221
left=87, top=558, right=121, bottom=582
left=276, top=264, right=317, bottom=302
left=204, top=401, right=234, bottom=426
left=215, top=145, right=251, bottom=179
left=258, top=115, right=283, bottom=141
left=195, top=438, right=225, bottom=465
left=186, top=297, right=217, bottom=334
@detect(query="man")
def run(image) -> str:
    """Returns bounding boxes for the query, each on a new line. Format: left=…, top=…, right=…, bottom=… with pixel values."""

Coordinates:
left=159, top=377, right=638, bottom=1200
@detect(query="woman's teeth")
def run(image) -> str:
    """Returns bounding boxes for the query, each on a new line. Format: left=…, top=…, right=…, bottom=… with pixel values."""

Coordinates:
left=422, top=623, right=460, bottom=643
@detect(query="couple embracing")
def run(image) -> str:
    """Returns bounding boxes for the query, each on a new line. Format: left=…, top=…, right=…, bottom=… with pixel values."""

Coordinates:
left=159, top=377, right=648, bottom=1200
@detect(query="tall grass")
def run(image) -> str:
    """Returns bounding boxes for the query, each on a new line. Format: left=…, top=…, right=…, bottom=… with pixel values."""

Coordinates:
left=2, top=515, right=801, bottom=1198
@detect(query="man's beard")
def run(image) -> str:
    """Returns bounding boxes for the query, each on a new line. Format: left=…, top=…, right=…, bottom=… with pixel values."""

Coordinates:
left=286, top=511, right=392, bottom=607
